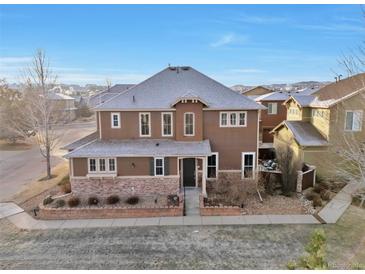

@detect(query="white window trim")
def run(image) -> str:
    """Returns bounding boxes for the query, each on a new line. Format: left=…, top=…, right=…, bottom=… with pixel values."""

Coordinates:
left=241, top=152, right=256, bottom=180
left=161, top=112, right=173, bottom=137
left=88, top=157, right=117, bottom=174
left=111, top=112, right=121, bottom=128
left=154, top=157, right=164, bottom=176
left=219, top=111, right=247, bottom=127
left=184, top=112, right=195, bottom=136
left=206, top=152, right=219, bottom=179
left=139, top=112, right=151, bottom=137
left=344, top=110, right=363, bottom=132
left=267, top=103, right=278, bottom=115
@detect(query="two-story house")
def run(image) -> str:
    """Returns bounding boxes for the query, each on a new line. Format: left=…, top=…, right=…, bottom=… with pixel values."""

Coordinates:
left=64, top=66, right=265, bottom=199
left=271, top=73, right=365, bottom=176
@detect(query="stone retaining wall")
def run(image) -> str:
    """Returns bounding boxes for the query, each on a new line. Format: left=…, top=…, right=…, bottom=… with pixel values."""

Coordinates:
left=71, top=176, right=180, bottom=198
left=199, top=195, right=241, bottom=216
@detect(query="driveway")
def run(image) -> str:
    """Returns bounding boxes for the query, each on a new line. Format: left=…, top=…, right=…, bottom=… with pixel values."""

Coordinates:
left=0, top=122, right=95, bottom=202
left=0, top=206, right=364, bottom=269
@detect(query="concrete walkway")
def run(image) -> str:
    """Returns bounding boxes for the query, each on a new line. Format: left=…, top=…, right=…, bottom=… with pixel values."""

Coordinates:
left=318, top=182, right=363, bottom=224
left=184, top=187, right=200, bottom=216
left=5, top=212, right=320, bottom=230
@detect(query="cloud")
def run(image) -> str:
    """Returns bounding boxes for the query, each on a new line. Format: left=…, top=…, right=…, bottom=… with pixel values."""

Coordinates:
left=0, top=56, right=32, bottom=66
left=210, top=33, right=247, bottom=48
left=295, top=23, right=365, bottom=33
left=237, top=15, right=287, bottom=24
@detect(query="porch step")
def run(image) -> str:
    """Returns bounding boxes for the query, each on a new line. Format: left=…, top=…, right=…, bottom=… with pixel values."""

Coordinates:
left=184, top=187, right=200, bottom=216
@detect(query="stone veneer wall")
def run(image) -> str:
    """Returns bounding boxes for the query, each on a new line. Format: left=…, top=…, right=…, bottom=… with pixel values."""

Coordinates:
left=71, top=176, right=180, bottom=198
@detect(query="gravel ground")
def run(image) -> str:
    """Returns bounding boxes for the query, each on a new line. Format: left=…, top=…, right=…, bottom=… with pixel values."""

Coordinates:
left=0, top=206, right=364, bottom=270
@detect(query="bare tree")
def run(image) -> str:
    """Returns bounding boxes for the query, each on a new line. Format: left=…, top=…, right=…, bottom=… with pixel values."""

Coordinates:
left=20, top=49, right=64, bottom=179
left=276, top=145, right=297, bottom=195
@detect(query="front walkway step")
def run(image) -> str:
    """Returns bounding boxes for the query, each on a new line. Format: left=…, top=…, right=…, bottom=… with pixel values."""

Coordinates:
left=0, top=202, right=24, bottom=219
left=184, top=187, right=200, bottom=216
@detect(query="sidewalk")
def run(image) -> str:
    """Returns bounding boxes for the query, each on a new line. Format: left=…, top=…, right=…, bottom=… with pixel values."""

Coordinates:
left=6, top=211, right=320, bottom=230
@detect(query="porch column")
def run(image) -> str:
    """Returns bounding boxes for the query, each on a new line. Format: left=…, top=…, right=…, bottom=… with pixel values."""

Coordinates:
left=202, top=156, right=207, bottom=197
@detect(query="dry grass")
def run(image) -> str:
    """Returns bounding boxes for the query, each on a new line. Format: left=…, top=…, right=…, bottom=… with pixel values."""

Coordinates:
left=0, top=140, right=32, bottom=151
left=11, top=161, right=69, bottom=205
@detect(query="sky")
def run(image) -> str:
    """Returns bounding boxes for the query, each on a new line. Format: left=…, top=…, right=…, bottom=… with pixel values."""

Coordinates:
left=0, top=4, right=364, bottom=86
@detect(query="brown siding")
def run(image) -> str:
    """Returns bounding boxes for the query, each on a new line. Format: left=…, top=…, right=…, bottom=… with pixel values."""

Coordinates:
left=117, top=157, right=150, bottom=176
left=99, top=111, right=175, bottom=140
left=175, top=101, right=203, bottom=141
left=203, top=110, right=258, bottom=170
left=244, top=86, right=272, bottom=96
left=73, top=158, right=88, bottom=176
left=260, top=101, right=287, bottom=128
left=168, top=157, right=178, bottom=175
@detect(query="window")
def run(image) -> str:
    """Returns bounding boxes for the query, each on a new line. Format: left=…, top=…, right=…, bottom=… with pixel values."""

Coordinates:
left=242, top=152, right=255, bottom=179
left=109, top=159, right=115, bottom=172
left=111, top=112, right=120, bottom=128
left=345, top=111, right=363, bottom=131
left=184, top=112, right=195, bottom=136
left=154, top=157, right=164, bottom=176
left=220, top=111, right=247, bottom=127
left=220, top=112, right=228, bottom=126
left=99, top=159, right=106, bottom=172
left=89, top=158, right=96, bottom=172
left=289, top=107, right=299, bottom=115
left=267, top=103, right=278, bottom=115
left=207, top=152, right=218, bottom=179
left=88, top=158, right=116, bottom=174
left=139, top=112, right=151, bottom=137
left=161, top=112, right=173, bottom=136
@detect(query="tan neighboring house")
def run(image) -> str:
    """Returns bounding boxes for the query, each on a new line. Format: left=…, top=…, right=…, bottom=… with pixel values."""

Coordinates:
left=48, top=92, right=77, bottom=122
left=64, top=66, right=265, bottom=198
left=271, top=73, right=365, bottom=176
left=242, top=85, right=273, bottom=97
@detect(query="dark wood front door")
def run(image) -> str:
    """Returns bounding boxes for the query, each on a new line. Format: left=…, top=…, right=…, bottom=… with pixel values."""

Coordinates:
left=183, top=158, right=196, bottom=187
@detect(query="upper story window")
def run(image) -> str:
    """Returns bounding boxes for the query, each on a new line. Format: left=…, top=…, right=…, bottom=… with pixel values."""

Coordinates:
left=289, top=107, right=299, bottom=115
left=88, top=158, right=116, bottom=174
left=267, top=103, right=278, bottom=115
left=139, top=112, right=151, bottom=137
left=154, top=157, right=164, bottom=176
left=184, top=112, right=195, bottom=136
left=161, top=112, right=173, bottom=137
left=111, top=112, right=120, bottom=128
left=345, top=110, right=363, bottom=132
left=220, top=111, right=247, bottom=127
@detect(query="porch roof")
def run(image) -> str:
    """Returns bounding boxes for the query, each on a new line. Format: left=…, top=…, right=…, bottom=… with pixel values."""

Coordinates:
left=64, top=138, right=212, bottom=158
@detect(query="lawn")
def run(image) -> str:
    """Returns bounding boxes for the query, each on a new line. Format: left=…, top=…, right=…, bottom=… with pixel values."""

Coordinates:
left=0, top=206, right=363, bottom=269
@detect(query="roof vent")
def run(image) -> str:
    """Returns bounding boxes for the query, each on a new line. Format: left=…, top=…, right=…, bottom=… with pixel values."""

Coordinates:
left=156, top=143, right=159, bottom=147
left=181, top=66, right=189, bottom=71
left=169, top=66, right=176, bottom=71
left=132, top=95, right=135, bottom=102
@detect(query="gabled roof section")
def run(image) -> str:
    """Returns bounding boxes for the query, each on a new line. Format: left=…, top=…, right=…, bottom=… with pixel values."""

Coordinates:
left=284, top=95, right=316, bottom=108
left=255, top=91, right=291, bottom=102
left=242, top=85, right=272, bottom=94
left=271, top=121, right=329, bottom=147
left=89, top=84, right=134, bottom=108
left=62, top=131, right=98, bottom=151
left=95, top=66, right=265, bottom=110
left=311, top=73, right=365, bottom=106
left=170, top=91, right=209, bottom=107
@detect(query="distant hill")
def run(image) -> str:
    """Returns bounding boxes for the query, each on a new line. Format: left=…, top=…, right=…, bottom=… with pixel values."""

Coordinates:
left=231, top=81, right=330, bottom=93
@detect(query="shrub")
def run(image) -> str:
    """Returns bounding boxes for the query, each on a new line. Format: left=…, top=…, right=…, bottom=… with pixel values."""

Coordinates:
left=43, top=195, right=53, bottom=205
left=55, top=199, right=65, bottom=208
left=320, top=190, right=331, bottom=201
left=106, top=195, right=120, bottom=205
left=299, top=229, right=328, bottom=269
left=68, top=197, right=80, bottom=207
left=58, top=175, right=71, bottom=193
left=313, top=196, right=322, bottom=207
left=305, top=191, right=320, bottom=201
left=126, top=196, right=139, bottom=205
left=88, top=196, right=99, bottom=206
left=313, top=184, right=323, bottom=193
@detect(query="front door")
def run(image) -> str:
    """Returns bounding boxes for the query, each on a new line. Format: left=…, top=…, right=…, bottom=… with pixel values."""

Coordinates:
left=183, top=158, right=196, bottom=187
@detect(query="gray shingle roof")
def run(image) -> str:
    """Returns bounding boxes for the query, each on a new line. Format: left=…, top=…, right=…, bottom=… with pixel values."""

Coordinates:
left=283, top=121, right=328, bottom=147
left=95, top=67, right=265, bottom=110
left=64, top=139, right=212, bottom=158
left=255, top=91, right=291, bottom=102
left=89, top=84, right=134, bottom=108
left=62, top=131, right=99, bottom=151
left=290, top=95, right=315, bottom=107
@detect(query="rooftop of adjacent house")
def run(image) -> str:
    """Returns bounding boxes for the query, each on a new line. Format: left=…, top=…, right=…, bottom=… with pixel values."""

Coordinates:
left=64, top=138, right=212, bottom=158
left=89, top=84, right=135, bottom=108
left=312, top=73, right=365, bottom=102
left=272, top=121, right=328, bottom=147
left=48, top=93, right=75, bottom=100
left=62, top=131, right=98, bottom=151
left=288, top=95, right=316, bottom=107
left=242, top=85, right=272, bottom=94
left=95, top=66, right=265, bottom=111
left=254, top=91, right=291, bottom=102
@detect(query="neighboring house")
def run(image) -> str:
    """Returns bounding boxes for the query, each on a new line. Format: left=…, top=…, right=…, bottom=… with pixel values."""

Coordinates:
left=271, top=73, right=365, bottom=176
left=242, top=86, right=273, bottom=97
left=88, top=84, right=134, bottom=108
left=48, top=92, right=77, bottom=122
left=64, top=66, right=265, bottom=198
